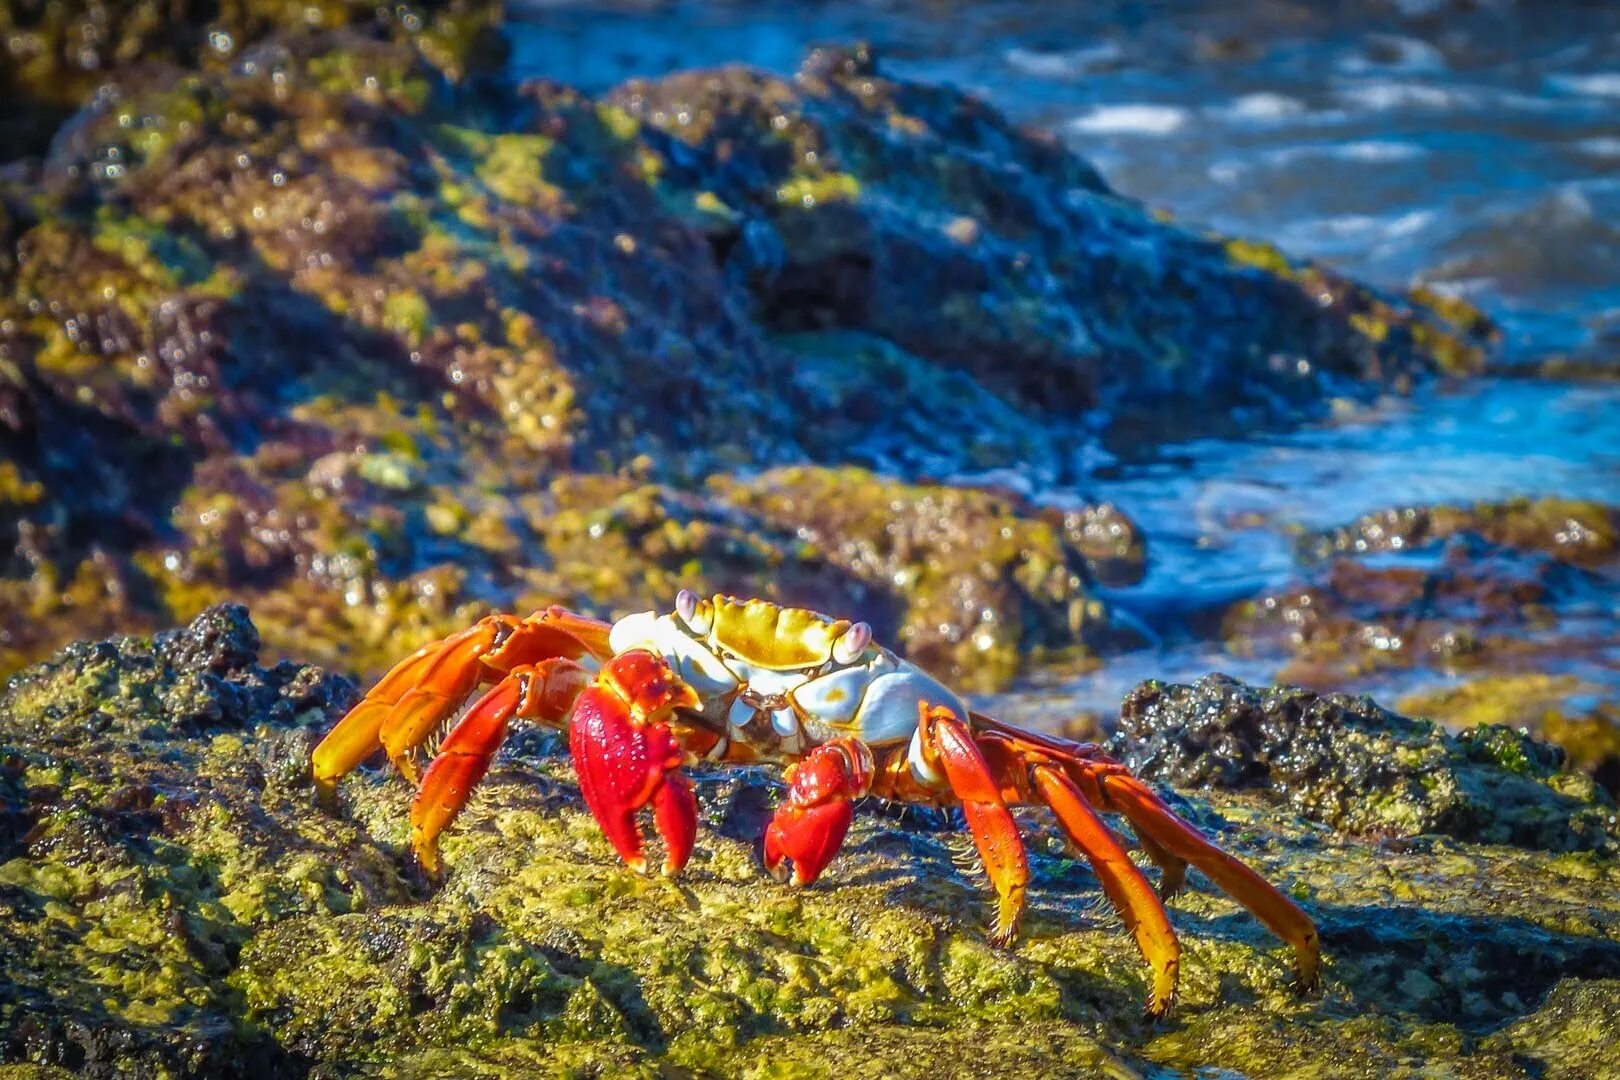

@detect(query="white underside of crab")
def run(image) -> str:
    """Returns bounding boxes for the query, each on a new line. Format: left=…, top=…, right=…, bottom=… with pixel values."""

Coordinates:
left=609, top=604, right=966, bottom=786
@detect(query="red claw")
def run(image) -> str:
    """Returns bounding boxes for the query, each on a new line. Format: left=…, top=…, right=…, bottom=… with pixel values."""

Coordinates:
left=568, top=650, right=700, bottom=876
left=764, top=740, right=872, bottom=886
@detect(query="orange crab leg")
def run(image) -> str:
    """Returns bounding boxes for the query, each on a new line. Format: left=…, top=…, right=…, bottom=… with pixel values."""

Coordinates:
left=410, top=657, right=591, bottom=874
left=764, top=739, right=874, bottom=886
left=568, top=650, right=702, bottom=876
left=311, top=608, right=612, bottom=799
left=1093, top=770, right=1322, bottom=993
left=920, top=705, right=1030, bottom=946
left=1030, top=763, right=1181, bottom=1016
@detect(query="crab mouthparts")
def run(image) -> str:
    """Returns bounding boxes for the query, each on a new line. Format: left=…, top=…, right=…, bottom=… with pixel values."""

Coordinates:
left=739, top=687, right=791, bottom=713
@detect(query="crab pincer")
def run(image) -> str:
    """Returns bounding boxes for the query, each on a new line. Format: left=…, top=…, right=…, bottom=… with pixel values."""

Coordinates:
left=568, top=650, right=702, bottom=876
left=764, top=739, right=874, bottom=886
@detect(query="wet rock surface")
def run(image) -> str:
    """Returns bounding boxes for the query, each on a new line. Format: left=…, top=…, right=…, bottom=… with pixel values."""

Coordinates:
left=1222, top=497, right=1620, bottom=797
left=0, top=0, right=505, bottom=159
left=0, top=23, right=1489, bottom=690
left=1111, top=673, right=1616, bottom=851
left=0, top=609, right=1616, bottom=1077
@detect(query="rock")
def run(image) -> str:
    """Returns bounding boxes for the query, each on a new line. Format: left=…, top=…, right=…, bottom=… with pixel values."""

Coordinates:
left=1226, top=500, right=1620, bottom=728
left=0, top=25, right=1492, bottom=687
left=1110, top=673, right=1616, bottom=852
left=0, top=0, right=505, bottom=159
left=1300, top=498, right=1620, bottom=569
left=1, top=613, right=1617, bottom=1075
left=1400, top=675, right=1620, bottom=799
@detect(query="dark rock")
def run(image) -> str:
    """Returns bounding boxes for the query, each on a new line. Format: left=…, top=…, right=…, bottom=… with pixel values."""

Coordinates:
left=1109, top=673, right=1616, bottom=851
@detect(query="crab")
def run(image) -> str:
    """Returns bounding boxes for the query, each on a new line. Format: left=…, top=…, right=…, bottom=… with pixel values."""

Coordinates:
left=312, top=591, right=1320, bottom=1015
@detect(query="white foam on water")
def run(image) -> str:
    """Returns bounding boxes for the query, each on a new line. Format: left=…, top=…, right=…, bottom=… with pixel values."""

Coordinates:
left=1067, top=103, right=1190, bottom=136
left=1576, top=136, right=1620, bottom=159
left=1337, top=33, right=1448, bottom=75
left=1551, top=72, right=1620, bottom=97
left=1217, top=92, right=1307, bottom=123
left=1003, top=43, right=1122, bottom=79
left=1337, top=80, right=1471, bottom=111
left=1263, top=139, right=1426, bottom=167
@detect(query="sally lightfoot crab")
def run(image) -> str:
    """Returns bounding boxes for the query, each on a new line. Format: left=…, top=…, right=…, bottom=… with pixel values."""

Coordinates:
left=311, top=592, right=1320, bottom=1015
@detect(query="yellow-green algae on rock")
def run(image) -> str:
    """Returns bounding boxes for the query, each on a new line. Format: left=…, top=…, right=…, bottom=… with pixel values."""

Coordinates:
left=1, top=607, right=1617, bottom=1077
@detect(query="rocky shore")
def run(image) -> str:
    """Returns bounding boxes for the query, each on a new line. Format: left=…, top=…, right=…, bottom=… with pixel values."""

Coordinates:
left=2, top=2, right=1616, bottom=1075
left=0, top=7, right=1491, bottom=688
left=0, top=608, right=1615, bottom=1077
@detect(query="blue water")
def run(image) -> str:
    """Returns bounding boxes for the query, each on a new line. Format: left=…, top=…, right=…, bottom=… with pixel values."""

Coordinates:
left=508, top=1, right=1620, bottom=720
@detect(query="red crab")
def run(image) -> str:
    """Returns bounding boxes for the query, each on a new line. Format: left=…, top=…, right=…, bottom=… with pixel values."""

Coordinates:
left=312, top=592, right=1320, bottom=1015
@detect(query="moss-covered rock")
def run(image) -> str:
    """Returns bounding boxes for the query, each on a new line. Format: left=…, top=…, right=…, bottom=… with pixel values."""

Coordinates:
left=1, top=610, right=1618, bottom=1076
left=1301, top=498, right=1620, bottom=569
left=0, top=24, right=1493, bottom=687
left=1110, top=673, right=1616, bottom=851
left=1224, top=500, right=1620, bottom=734
left=0, top=0, right=505, bottom=159
left=1400, top=675, right=1620, bottom=799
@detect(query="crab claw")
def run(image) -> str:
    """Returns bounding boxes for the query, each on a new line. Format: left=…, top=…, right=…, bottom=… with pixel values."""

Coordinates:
left=568, top=650, right=702, bottom=876
left=764, top=740, right=873, bottom=886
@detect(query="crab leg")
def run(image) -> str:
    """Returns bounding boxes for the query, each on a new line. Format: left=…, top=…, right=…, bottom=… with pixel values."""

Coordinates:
left=764, top=739, right=874, bottom=886
left=918, top=705, right=1030, bottom=946
left=568, top=650, right=702, bottom=876
left=1029, top=763, right=1181, bottom=1016
left=1088, top=769, right=1322, bottom=993
left=311, top=608, right=612, bottom=799
left=410, top=657, right=592, bottom=874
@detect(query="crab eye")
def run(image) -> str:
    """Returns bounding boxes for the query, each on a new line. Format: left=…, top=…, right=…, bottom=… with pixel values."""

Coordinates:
left=675, top=588, right=712, bottom=633
left=833, top=621, right=872, bottom=664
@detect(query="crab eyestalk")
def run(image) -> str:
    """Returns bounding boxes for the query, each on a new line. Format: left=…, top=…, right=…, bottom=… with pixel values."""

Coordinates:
left=568, top=649, right=703, bottom=876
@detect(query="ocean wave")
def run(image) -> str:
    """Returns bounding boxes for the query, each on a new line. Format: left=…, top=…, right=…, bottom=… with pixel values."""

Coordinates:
left=1004, top=43, right=1122, bottom=79
left=1550, top=72, right=1620, bottom=98
left=1067, top=103, right=1190, bottom=136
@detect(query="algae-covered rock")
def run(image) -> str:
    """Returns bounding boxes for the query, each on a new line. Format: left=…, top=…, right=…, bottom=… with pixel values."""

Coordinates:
left=0, top=0, right=505, bottom=158
left=2, top=610, right=1618, bottom=1076
left=0, top=22, right=1492, bottom=686
left=1400, top=675, right=1620, bottom=800
left=1301, top=498, right=1620, bottom=570
left=1224, top=499, right=1620, bottom=750
left=1110, top=673, right=1617, bottom=852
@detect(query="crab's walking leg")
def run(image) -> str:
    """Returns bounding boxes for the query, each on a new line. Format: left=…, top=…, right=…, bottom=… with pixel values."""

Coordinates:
left=1092, top=770, right=1322, bottom=994
left=410, top=657, right=591, bottom=874
left=1029, top=764, right=1181, bottom=1016
left=568, top=650, right=702, bottom=876
left=920, top=706, right=1030, bottom=946
left=311, top=608, right=612, bottom=800
left=764, top=739, right=874, bottom=886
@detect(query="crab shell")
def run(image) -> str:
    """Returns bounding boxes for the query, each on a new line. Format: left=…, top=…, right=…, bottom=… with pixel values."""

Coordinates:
left=608, top=592, right=968, bottom=779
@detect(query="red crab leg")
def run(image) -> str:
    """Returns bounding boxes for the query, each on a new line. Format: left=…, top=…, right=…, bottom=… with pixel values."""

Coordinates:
left=1028, top=762, right=1181, bottom=1016
left=764, top=739, right=874, bottom=886
left=410, top=657, right=591, bottom=875
left=568, top=650, right=702, bottom=876
left=920, top=705, right=1030, bottom=946
left=1089, top=769, right=1322, bottom=993
left=311, top=608, right=612, bottom=799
